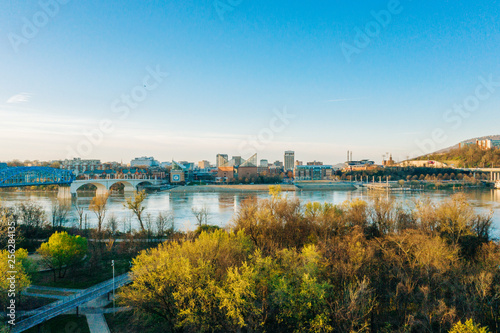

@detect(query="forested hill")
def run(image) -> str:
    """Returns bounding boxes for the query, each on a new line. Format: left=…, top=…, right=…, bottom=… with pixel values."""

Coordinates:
left=417, top=145, right=500, bottom=168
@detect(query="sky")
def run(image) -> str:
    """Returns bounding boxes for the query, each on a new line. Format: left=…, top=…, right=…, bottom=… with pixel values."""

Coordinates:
left=1, top=0, right=500, bottom=165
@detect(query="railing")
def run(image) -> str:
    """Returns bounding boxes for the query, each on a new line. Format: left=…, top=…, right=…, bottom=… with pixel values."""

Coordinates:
left=12, top=273, right=132, bottom=333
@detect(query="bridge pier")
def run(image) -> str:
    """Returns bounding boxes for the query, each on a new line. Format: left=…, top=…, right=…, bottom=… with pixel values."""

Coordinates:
left=57, top=186, right=72, bottom=199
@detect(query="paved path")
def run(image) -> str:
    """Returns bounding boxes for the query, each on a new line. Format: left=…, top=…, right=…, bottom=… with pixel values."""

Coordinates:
left=86, top=313, right=111, bottom=333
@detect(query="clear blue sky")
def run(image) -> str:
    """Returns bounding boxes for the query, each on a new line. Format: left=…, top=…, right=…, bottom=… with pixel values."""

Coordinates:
left=1, top=0, right=500, bottom=165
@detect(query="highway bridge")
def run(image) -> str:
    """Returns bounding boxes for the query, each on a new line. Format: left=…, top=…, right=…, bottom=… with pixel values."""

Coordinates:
left=459, top=167, right=500, bottom=182
left=12, top=273, right=132, bottom=333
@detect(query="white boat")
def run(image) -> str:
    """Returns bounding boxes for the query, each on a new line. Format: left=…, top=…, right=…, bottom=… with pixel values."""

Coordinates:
left=495, top=181, right=500, bottom=189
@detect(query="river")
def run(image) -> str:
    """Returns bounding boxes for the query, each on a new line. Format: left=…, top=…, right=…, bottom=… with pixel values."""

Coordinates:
left=1, top=188, right=500, bottom=237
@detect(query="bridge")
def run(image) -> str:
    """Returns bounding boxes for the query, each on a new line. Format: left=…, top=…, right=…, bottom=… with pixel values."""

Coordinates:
left=0, top=167, right=75, bottom=188
left=460, top=167, right=500, bottom=182
left=61, top=177, right=163, bottom=197
left=11, top=273, right=132, bottom=333
left=0, top=167, right=164, bottom=198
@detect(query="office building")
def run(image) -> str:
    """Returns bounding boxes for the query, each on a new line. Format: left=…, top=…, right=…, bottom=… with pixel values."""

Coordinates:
left=284, top=151, right=295, bottom=171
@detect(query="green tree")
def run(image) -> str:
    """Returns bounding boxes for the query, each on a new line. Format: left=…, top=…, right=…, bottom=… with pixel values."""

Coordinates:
left=37, top=231, right=87, bottom=281
left=124, top=190, right=147, bottom=231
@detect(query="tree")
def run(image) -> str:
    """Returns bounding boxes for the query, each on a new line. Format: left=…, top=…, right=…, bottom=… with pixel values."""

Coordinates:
left=192, top=206, right=210, bottom=228
left=16, top=201, right=45, bottom=232
left=124, top=190, right=147, bottom=232
left=89, top=194, right=109, bottom=233
left=51, top=200, right=70, bottom=228
left=73, top=199, right=85, bottom=230
left=37, top=231, right=87, bottom=281
left=0, top=249, right=34, bottom=310
left=449, top=319, right=490, bottom=333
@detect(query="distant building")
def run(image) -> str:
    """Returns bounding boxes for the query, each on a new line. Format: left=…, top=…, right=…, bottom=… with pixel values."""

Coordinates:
left=259, top=159, right=269, bottom=167
left=216, top=154, right=229, bottom=167
left=459, top=139, right=500, bottom=150
left=198, top=160, right=211, bottom=169
left=217, top=166, right=235, bottom=183
left=231, top=156, right=243, bottom=166
left=62, top=158, right=101, bottom=175
left=273, top=160, right=283, bottom=167
left=398, top=160, right=449, bottom=168
left=383, top=154, right=396, bottom=167
left=284, top=151, right=295, bottom=171
left=307, top=161, right=323, bottom=166
left=344, top=159, right=377, bottom=171
left=294, top=165, right=333, bottom=180
left=130, top=157, right=159, bottom=167
left=295, top=160, right=303, bottom=166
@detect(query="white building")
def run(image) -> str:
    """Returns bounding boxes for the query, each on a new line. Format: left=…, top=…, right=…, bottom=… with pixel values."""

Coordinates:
left=130, top=157, right=159, bottom=167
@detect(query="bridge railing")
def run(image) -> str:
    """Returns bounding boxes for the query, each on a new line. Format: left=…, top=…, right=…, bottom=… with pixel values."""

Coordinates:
left=12, top=273, right=132, bottom=333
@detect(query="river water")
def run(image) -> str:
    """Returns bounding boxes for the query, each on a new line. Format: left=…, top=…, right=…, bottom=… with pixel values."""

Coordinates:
left=1, top=188, right=500, bottom=237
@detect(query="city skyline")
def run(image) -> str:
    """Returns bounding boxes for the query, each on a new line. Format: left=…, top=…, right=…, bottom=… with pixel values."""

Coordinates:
left=1, top=1, right=500, bottom=163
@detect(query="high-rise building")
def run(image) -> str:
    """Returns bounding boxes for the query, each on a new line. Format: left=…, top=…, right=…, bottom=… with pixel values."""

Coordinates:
left=231, top=156, right=243, bottom=166
left=284, top=151, right=295, bottom=171
left=198, top=160, right=211, bottom=169
left=259, top=159, right=269, bottom=167
left=216, top=154, right=228, bottom=167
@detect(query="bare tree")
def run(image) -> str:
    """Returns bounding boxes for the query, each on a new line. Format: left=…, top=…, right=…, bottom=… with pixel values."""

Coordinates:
left=106, top=214, right=119, bottom=236
left=192, top=206, right=210, bottom=227
left=156, top=211, right=174, bottom=238
left=51, top=200, right=70, bottom=228
left=73, top=199, right=85, bottom=230
left=89, top=194, right=109, bottom=233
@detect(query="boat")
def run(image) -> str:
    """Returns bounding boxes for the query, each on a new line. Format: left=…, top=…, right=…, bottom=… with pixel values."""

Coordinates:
left=495, top=181, right=500, bottom=189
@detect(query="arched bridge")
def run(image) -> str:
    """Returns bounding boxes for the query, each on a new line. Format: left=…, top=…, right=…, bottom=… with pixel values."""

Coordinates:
left=0, top=167, right=75, bottom=188
left=66, top=178, right=162, bottom=196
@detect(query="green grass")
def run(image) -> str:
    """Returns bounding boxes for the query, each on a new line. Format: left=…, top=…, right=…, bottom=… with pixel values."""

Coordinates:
left=105, top=311, right=164, bottom=333
left=32, top=259, right=130, bottom=290
left=18, top=296, right=55, bottom=311
left=24, top=315, right=90, bottom=333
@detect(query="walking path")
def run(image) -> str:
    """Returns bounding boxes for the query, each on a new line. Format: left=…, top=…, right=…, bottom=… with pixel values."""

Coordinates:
left=86, top=314, right=111, bottom=333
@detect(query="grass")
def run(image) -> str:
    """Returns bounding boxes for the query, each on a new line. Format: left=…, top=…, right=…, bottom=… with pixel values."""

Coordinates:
left=105, top=311, right=164, bottom=333
left=32, top=259, right=130, bottom=290
left=24, top=315, right=90, bottom=333
left=26, top=288, right=76, bottom=296
left=18, top=296, right=55, bottom=311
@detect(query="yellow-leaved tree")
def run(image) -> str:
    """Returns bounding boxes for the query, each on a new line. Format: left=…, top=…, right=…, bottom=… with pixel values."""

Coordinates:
left=37, top=231, right=87, bottom=281
left=0, top=248, right=34, bottom=310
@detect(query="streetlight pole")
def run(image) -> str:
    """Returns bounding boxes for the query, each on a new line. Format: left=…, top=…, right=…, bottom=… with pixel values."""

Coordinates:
left=112, top=260, right=115, bottom=314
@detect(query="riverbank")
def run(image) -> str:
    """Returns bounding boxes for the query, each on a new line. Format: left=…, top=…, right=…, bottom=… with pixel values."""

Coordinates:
left=168, top=184, right=297, bottom=193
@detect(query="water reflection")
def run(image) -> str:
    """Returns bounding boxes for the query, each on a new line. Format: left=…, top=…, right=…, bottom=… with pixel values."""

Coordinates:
left=0, top=189, right=499, bottom=236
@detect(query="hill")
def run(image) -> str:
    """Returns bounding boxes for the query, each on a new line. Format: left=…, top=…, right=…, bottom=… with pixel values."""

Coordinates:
left=417, top=142, right=500, bottom=168
left=434, top=134, right=500, bottom=154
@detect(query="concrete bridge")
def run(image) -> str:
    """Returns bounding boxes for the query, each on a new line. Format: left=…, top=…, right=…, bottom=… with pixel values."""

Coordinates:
left=460, top=168, right=500, bottom=182
left=58, top=177, right=163, bottom=198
